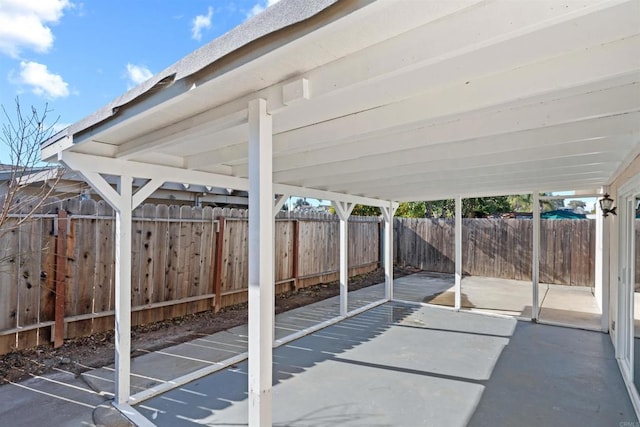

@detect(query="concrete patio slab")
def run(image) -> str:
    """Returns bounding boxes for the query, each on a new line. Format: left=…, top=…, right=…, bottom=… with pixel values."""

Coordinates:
left=136, top=303, right=634, bottom=426
left=80, top=273, right=604, bottom=401
left=0, top=370, right=114, bottom=427
left=539, top=284, right=600, bottom=327
left=394, top=272, right=600, bottom=329
left=0, top=272, right=617, bottom=426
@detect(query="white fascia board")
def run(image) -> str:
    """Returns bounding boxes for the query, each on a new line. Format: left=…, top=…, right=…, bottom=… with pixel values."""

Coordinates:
left=75, top=80, right=192, bottom=149
left=41, top=134, right=73, bottom=163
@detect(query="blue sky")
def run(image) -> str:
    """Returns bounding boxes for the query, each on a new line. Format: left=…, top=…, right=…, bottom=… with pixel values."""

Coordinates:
left=0, top=0, right=281, bottom=163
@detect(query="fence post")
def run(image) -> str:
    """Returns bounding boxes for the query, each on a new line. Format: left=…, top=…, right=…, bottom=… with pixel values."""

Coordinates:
left=378, top=221, right=383, bottom=269
left=54, top=209, right=68, bottom=348
left=292, top=219, right=299, bottom=290
left=213, top=216, right=225, bottom=312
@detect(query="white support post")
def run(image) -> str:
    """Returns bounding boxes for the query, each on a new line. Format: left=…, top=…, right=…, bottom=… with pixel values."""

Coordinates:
left=532, top=192, right=540, bottom=321
left=454, top=196, right=462, bottom=310
left=248, top=98, right=273, bottom=427
left=381, top=202, right=397, bottom=301
left=333, top=201, right=355, bottom=316
left=114, top=175, right=133, bottom=404
left=380, top=202, right=398, bottom=301
left=595, top=189, right=610, bottom=332
left=58, top=159, right=135, bottom=405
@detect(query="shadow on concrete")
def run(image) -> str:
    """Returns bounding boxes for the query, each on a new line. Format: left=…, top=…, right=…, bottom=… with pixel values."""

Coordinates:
left=136, top=303, right=420, bottom=426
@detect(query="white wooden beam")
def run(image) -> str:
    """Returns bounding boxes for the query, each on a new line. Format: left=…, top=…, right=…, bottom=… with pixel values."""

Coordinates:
left=532, top=192, right=540, bottom=321
left=62, top=151, right=393, bottom=209
left=391, top=179, right=606, bottom=204
left=59, top=151, right=249, bottom=191
left=132, top=178, right=164, bottom=209
left=273, top=194, right=289, bottom=217
left=186, top=140, right=248, bottom=171
left=115, top=108, right=248, bottom=160
left=282, top=78, right=310, bottom=106
left=370, top=174, right=607, bottom=203
left=273, top=183, right=389, bottom=208
left=247, top=98, right=273, bottom=427
left=79, top=171, right=122, bottom=210
left=333, top=201, right=355, bottom=316
left=454, top=196, right=462, bottom=310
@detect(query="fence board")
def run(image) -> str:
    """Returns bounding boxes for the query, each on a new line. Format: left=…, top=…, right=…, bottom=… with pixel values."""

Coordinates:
left=40, top=218, right=56, bottom=324
left=199, top=207, right=215, bottom=307
left=16, top=220, right=38, bottom=327
left=153, top=204, right=169, bottom=306
left=131, top=205, right=144, bottom=309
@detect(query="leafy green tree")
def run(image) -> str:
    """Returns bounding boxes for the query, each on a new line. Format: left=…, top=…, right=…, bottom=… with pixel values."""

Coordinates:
left=507, top=194, right=532, bottom=212
left=396, top=201, right=426, bottom=218
left=413, top=197, right=511, bottom=218
left=351, top=204, right=380, bottom=216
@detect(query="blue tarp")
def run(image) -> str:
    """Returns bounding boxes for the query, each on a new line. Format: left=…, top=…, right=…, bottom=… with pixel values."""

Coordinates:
left=541, top=210, right=587, bottom=219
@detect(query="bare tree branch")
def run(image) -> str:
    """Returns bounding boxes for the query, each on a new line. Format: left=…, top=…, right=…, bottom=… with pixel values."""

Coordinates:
left=0, top=98, right=64, bottom=250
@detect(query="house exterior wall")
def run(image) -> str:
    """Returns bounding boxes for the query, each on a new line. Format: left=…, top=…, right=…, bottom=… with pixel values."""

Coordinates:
left=609, top=153, right=640, bottom=348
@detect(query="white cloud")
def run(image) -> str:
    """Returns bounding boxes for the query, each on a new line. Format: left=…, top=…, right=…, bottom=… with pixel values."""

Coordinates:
left=0, top=0, right=72, bottom=57
left=247, top=0, right=281, bottom=18
left=18, top=61, right=69, bottom=98
left=125, top=63, right=153, bottom=87
left=191, top=6, right=213, bottom=41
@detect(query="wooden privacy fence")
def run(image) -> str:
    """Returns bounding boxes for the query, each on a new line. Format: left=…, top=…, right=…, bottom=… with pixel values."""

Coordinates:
left=395, top=218, right=597, bottom=286
left=0, top=199, right=380, bottom=354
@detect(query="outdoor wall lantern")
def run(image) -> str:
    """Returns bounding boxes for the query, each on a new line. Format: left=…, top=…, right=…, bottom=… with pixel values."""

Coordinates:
left=599, top=193, right=617, bottom=217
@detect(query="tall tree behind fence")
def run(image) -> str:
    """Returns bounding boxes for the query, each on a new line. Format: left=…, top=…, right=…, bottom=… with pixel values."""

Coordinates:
left=0, top=199, right=380, bottom=354
left=394, top=218, right=597, bottom=286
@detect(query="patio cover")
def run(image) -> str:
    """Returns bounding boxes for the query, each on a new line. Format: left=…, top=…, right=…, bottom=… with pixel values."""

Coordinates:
left=40, top=0, right=640, bottom=425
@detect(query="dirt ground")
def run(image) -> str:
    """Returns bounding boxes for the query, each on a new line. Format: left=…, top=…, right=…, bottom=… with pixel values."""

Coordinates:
left=0, top=266, right=418, bottom=384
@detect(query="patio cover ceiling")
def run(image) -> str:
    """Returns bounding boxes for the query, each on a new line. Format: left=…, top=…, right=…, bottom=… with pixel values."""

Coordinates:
left=42, top=0, right=640, bottom=203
